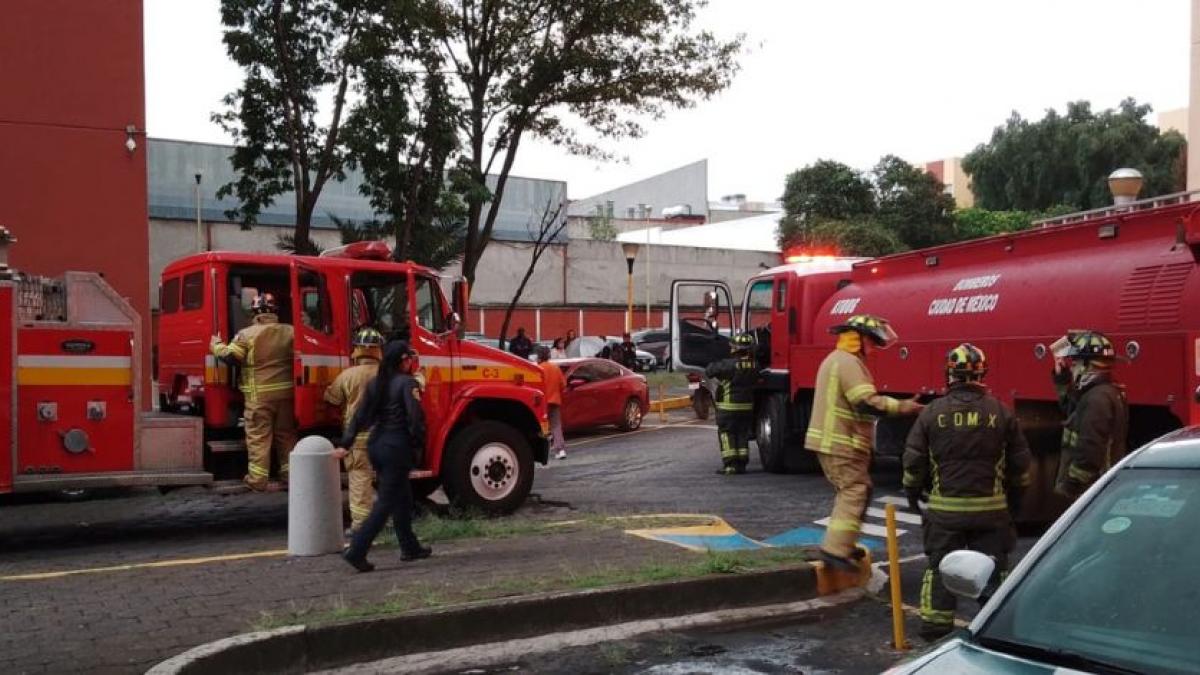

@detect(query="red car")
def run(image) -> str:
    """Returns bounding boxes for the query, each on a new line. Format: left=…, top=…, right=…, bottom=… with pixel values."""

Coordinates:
left=556, top=358, right=649, bottom=432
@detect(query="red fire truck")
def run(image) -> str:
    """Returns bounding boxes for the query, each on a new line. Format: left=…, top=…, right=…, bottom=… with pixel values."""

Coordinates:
left=1, top=237, right=549, bottom=514
left=156, top=242, right=548, bottom=513
left=672, top=178, right=1200, bottom=518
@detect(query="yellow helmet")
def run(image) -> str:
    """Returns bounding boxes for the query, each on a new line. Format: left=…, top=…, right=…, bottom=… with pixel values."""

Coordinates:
left=829, top=314, right=898, bottom=349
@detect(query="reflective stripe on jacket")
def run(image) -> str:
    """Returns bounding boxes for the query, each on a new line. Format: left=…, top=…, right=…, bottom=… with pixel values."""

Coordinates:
left=324, top=359, right=379, bottom=449
left=805, top=348, right=902, bottom=457
left=705, top=356, right=757, bottom=414
left=902, top=382, right=1032, bottom=514
left=212, top=314, right=295, bottom=403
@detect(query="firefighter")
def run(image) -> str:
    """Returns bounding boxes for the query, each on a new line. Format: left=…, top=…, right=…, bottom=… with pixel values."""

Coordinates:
left=211, top=292, right=297, bottom=491
left=805, top=314, right=922, bottom=571
left=325, top=327, right=385, bottom=535
left=705, top=332, right=757, bottom=475
left=902, top=343, right=1032, bottom=641
left=1050, top=330, right=1129, bottom=500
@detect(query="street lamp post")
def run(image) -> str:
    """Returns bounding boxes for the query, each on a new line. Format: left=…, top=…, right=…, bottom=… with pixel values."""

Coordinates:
left=621, top=242, right=639, bottom=332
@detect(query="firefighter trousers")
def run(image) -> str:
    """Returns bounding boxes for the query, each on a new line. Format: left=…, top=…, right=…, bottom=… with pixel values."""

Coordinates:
left=243, top=396, right=298, bottom=489
left=344, top=435, right=375, bottom=532
left=920, top=513, right=1013, bottom=632
left=817, top=451, right=872, bottom=559
left=716, top=411, right=752, bottom=471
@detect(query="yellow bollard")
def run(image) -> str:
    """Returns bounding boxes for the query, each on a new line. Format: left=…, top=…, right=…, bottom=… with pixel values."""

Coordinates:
left=658, top=383, right=667, bottom=423
left=886, top=503, right=910, bottom=650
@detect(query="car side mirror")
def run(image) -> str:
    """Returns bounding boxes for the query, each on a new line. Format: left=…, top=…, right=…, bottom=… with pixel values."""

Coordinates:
left=939, top=550, right=996, bottom=600
left=568, top=377, right=587, bottom=388
left=445, top=311, right=461, bottom=335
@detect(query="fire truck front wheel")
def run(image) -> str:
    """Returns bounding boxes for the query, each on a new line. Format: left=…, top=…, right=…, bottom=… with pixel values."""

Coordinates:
left=443, top=421, right=534, bottom=515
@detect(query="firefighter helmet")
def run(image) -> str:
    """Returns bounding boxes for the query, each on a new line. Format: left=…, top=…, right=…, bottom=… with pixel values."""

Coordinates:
left=946, top=343, right=988, bottom=381
left=352, top=327, right=385, bottom=348
left=1051, top=330, right=1116, bottom=362
left=829, top=314, right=898, bottom=349
left=731, top=332, right=755, bottom=353
left=250, top=292, right=278, bottom=315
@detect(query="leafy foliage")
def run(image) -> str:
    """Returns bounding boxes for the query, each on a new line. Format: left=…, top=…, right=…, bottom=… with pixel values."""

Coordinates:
left=778, top=156, right=950, bottom=255
left=949, top=205, right=1073, bottom=242
left=872, top=155, right=955, bottom=250
left=214, top=0, right=373, bottom=252
left=963, top=98, right=1187, bottom=211
left=428, top=0, right=744, bottom=287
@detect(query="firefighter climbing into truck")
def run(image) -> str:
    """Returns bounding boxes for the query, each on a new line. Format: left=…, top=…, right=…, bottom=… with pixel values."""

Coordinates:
left=1, top=237, right=549, bottom=515
left=672, top=168, right=1196, bottom=521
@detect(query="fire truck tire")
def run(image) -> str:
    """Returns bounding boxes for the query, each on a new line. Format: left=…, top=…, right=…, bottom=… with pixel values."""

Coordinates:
left=442, top=421, right=534, bottom=515
left=757, top=394, right=789, bottom=473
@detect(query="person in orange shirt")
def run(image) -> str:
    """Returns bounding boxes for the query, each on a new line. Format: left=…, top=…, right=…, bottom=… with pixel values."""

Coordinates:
left=537, top=346, right=568, bottom=459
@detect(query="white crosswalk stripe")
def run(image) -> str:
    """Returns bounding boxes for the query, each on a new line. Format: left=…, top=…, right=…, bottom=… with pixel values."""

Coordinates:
left=866, top=506, right=923, bottom=525
left=814, top=517, right=903, bottom=538
left=811, top=495, right=923, bottom=539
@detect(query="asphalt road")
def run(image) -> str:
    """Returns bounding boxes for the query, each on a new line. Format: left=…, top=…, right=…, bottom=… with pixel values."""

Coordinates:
left=0, top=411, right=1041, bottom=674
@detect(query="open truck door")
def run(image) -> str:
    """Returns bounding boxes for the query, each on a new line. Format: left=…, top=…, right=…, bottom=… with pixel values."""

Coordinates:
left=669, top=280, right=735, bottom=373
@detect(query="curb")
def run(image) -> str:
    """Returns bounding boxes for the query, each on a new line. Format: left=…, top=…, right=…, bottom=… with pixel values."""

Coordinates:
left=149, top=560, right=869, bottom=675
left=649, top=395, right=692, bottom=412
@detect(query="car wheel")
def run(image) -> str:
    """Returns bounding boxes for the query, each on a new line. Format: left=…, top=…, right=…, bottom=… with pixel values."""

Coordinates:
left=619, top=398, right=644, bottom=431
left=442, top=421, right=534, bottom=515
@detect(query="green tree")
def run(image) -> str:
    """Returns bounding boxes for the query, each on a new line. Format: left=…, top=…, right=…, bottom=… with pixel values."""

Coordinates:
left=963, top=98, right=1187, bottom=211
left=806, top=217, right=905, bottom=258
left=778, top=160, right=876, bottom=251
left=427, top=0, right=743, bottom=290
left=214, top=0, right=379, bottom=254
left=342, top=10, right=464, bottom=266
left=872, top=155, right=955, bottom=250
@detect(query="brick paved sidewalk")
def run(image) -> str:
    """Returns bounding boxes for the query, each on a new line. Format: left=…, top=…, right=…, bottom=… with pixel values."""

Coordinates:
left=0, top=512, right=713, bottom=675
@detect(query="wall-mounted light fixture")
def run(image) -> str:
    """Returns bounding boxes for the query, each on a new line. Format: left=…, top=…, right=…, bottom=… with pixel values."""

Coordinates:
left=124, top=125, right=138, bottom=153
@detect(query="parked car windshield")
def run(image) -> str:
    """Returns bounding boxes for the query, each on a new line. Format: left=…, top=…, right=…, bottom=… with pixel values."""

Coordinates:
left=976, top=468, right=1200, bottom=674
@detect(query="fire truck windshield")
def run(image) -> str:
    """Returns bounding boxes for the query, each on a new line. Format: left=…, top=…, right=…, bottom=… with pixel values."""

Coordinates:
left=351, top=272, right=410, bottom=341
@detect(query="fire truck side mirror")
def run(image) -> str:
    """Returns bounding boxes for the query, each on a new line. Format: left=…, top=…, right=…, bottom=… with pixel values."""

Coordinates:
left=451, top=280, right=469, bottom=320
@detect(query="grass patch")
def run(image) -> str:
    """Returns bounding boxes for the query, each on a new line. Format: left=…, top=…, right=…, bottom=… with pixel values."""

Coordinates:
left=252, top=547, right=814, bottom=631
left=644, top=370, right=688, bottom=392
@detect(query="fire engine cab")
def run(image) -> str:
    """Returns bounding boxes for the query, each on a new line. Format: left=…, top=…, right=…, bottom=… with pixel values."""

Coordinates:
left=672, top=172, right=1200, bottom=519
left=157, top=241, right=549, bottom=513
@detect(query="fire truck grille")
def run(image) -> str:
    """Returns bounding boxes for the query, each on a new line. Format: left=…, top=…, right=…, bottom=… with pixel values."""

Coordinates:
left=16, top=276, right=68, bottom=323
left=1119, top=263, right=1192, bottom=329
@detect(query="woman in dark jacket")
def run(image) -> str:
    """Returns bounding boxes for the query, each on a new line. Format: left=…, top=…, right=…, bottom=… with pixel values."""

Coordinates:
left=336, top=340, right=431, bottom=572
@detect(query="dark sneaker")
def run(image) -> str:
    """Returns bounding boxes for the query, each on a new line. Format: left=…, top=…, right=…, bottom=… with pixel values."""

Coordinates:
left=342, top=551, right=375, bottom=573
left=400, top=546, right=433, bottom=562
left=817, top=549, right=861, bottom=573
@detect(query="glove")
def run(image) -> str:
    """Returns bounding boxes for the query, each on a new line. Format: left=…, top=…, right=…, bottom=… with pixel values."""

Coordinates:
left=1007, top=489, right=1024, bottom=518
left=897, top=397, right=924, bottom=415
left=906, top=488, right=922, bottom=514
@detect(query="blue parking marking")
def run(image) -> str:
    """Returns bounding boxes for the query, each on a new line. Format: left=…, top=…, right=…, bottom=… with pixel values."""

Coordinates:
left=650, top=533, right=765, bottom=552
left=762, top=526, right=885, bottom=551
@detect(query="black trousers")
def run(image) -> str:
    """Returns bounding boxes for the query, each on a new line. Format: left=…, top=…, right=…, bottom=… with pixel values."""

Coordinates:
left=716, top=411, right=752, bottom=468
left=347, top=438, right=422, bottom=559
left=920, top=511, right=1014, bottom=628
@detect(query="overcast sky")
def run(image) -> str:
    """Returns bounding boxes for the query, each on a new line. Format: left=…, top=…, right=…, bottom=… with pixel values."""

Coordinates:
left=145, top=0, right=1191, bottom=202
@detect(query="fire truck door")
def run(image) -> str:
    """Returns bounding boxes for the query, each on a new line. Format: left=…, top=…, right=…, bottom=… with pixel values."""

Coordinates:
left=410, top=273, right=452, bottom=471
left=291, top=264, right=341, bottom=429
left=670, top=280, right=735, bottom=373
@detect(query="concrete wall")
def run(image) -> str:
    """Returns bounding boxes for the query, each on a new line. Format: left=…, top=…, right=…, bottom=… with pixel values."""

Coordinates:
left=447, top=238, right=779, bottom=308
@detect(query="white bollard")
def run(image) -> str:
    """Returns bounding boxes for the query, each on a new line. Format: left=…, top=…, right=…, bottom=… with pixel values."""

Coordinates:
left=287, top=435, right=344, bottom=556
